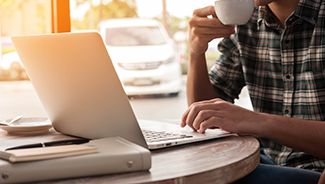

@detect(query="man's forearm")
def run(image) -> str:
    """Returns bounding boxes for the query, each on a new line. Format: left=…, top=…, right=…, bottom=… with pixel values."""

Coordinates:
left=258, top=113, right=325, bottom=159
left=186, top=53, right=218, bottom=106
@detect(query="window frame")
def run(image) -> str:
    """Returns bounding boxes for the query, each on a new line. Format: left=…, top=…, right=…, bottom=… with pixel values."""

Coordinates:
left=51, top=0, right=70, bottom=33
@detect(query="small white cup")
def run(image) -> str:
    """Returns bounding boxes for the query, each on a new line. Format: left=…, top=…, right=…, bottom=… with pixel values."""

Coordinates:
left=214, top=0, right=254, bottom=25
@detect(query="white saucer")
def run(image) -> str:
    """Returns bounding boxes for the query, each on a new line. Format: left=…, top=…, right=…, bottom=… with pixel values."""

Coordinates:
left=0, top=117, right=53, bottom=135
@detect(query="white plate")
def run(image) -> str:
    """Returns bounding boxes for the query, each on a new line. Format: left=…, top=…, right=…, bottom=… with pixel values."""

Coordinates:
left=0, top=117, right=52, bottom=135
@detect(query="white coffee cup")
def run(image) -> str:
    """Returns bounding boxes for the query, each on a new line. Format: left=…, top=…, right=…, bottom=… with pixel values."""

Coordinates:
left=214, top=0, right=254, bottom=25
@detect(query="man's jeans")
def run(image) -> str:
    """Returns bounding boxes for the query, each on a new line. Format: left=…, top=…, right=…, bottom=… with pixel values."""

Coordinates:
left=232, top=153, right=322, bottom=184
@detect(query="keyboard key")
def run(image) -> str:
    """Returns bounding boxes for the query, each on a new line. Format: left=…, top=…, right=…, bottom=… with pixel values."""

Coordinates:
left=142, top=130, right=193, bottom=142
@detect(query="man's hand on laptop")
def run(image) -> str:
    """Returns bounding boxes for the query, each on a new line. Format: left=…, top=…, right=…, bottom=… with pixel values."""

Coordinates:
left=180, top=98, right=264, bottom=136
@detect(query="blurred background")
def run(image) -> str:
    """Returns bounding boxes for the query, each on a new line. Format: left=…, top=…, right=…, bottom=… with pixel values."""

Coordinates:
left=0, top=0, right=252, bottom=121
left=0, top=0, right=221, bottom=81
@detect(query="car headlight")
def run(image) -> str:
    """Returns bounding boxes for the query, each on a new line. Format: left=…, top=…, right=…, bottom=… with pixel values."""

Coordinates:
left=164, top=55, right=175, bottom=64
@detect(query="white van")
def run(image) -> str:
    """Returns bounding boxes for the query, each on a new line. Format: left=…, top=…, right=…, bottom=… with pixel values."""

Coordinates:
left=98, top=18, right=182, bottom=96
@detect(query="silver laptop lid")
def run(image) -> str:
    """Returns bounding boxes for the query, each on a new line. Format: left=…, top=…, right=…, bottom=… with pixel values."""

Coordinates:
left=11, top=32, right=148, bottom=148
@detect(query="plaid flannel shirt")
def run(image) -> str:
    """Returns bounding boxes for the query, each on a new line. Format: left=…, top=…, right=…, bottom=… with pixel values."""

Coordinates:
left=209, top=0, right=325, bottom=172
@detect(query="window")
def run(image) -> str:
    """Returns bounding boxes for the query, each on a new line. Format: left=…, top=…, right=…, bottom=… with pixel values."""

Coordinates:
left=0, top=0, right=252, bottom=122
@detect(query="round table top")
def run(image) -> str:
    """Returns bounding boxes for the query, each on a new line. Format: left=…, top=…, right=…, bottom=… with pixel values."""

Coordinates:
left=0, top=129, right=260, bottom=184
left=100, top=135, right=260, bottom=184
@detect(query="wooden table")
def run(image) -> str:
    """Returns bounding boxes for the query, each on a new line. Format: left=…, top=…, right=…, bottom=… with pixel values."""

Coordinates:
left=0, top=127, right=260, bottom=184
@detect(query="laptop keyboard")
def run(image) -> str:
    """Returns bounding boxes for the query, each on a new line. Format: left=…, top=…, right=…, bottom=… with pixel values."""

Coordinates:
left=142, top=129, right=193, bottom=143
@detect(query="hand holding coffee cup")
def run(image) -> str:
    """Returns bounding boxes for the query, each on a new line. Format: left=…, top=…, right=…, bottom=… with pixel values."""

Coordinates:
left=188, top=6, right=235, bottom=56
left=214, top=0, right=254, bottom=25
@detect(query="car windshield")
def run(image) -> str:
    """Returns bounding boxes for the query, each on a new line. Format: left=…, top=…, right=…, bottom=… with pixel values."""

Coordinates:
left=105, top=26, right=167, bottom=46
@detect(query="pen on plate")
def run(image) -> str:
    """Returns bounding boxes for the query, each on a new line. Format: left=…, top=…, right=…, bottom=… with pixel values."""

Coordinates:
left=5, top=139, right=91, bottom=151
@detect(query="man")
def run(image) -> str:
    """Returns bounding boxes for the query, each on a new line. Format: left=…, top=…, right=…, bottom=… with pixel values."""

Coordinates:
left=181, top=0, right=325, bottom=183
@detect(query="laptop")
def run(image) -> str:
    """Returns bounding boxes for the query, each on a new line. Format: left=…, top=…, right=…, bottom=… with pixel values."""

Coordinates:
left=11, top=32, right=234, bottom=150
